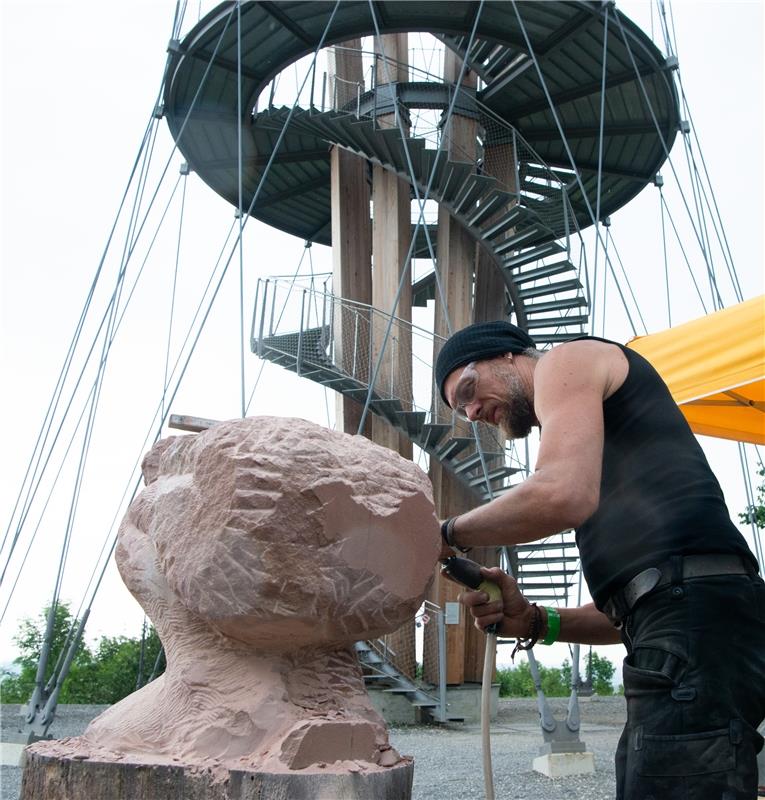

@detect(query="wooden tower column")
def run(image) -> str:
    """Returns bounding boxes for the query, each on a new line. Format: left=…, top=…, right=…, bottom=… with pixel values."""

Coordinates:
left=426, top=49, right=481, bottom=686
left=462, top=137, right=519, bottom=682
left=371, top=34, right=413, bottom=459
left=369, top=34, right=417, bottom=677
left=329, top=40, right=372, bottom=436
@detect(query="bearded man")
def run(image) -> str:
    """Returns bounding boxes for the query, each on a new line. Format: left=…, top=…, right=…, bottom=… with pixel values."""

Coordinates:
left=434, top=320, right=765, bottom=800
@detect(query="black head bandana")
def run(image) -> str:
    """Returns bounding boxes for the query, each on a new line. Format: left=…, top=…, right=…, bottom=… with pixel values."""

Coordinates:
left=435, top=321, right=536, bottom=405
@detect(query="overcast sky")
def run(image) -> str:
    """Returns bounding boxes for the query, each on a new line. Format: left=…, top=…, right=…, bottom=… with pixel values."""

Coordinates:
left=1, top=1, right=763, bottom=673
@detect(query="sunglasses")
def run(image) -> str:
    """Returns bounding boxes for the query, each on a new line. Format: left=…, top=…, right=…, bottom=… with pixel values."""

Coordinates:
left=452, top=362, right=480, bottom=415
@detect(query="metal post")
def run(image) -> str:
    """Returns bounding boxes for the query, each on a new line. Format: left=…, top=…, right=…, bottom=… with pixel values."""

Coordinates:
left=352, top=312, right=360, bottom=378
left=372, top=54, right=377, bottom=126
left=437, top=607, right=447, bottom=723
left=329, top=297, right=336, bottom=363
left=390, top=337, right=396, bottom=396
left=356, top=82, right=361, bottom=119
left=310, top=61, right=316, bottom=110
left=567, top=642, right=582, bottom=733
left=257, top=279, right=269, bottom=357
left=321, top=282, right=328, bottom=346
left=25, top=602, right=58, bottom=724
left=40, top=610, right=90, bottom=729
left=563, top=186, right=570, bottom=258
left=367, top=311, right=375, bottom=393
left=321, top=72, right=327, bottom=112
left=268, top=280, right=277, bottom=337
left=512, top=128, right=521, bottom=201
left=296, top=289, right=306, bottom=376
left=527, top=649, right=557, bottom=733
left=250, top=278, right=261, bottom=349
left=268, top=79, right=276, bottom=109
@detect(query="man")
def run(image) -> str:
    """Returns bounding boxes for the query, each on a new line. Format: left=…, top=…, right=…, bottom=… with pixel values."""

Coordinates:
left=435, top=320, right=765, bottom=800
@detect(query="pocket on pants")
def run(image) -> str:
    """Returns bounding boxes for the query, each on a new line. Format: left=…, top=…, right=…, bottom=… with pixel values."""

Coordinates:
left=633, top=724, right=734, bottom=777
left=623, top=645, right=686, bottom=696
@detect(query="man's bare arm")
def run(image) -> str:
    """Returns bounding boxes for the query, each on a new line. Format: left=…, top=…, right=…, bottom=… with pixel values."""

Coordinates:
left=449, top=341, right=618, bottom=549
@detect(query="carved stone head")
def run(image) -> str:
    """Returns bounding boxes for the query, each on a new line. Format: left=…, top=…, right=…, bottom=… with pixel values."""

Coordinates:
left=121, top=416, right=440, bottom=652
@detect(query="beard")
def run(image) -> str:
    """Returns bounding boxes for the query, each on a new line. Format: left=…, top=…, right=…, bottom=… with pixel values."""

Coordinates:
left=495, top=371, right=536, bottom=441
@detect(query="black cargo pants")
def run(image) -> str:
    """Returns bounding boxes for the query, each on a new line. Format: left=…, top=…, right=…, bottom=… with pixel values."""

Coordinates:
left=615, top=572, right=765, bottom=800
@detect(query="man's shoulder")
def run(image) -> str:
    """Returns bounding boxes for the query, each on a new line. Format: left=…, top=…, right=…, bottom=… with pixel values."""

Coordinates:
left=540, top=337, right=624, bottom=363
left=537, top=338, right=629, bottom=399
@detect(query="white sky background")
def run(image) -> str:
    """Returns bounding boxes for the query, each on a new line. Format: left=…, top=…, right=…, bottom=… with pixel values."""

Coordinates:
left=0, top=0, right=763, bottom=679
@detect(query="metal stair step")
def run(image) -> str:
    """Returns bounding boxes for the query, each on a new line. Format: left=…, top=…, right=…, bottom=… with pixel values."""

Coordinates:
left=526, top=314, right=589, bottom=329
left=420, top=150, right=450, bottom=196
left=524, top=164, right=576, bottom=182
left=300, top=364, right=341, bottom=382
left=536, top=332, right=585, bottom=343
left=503, top=241, right=566, bottom=269
left=396, top=410, right=427, bottom=438
left=325, top=113, right=367, bottom=151
left=438, top=162, right=474, bottom=205
left=512, top=260, right=576, bottom=284
left=518, top=278, right=582, bottom=300
left=517, top=541, right=577, bottom=553
left=494, top=225, right=553, bottom=255
left=377, top=127, right=408, bottom=170
left=453, top=173, right=497, bottom=215
left=522, top=180, right=564, bottom=199
left=480, top=484, right=515, bottom=501
left=519, top=555, right=579, bottom=565
left=405, top=136, right=426, bottom=177
left=450, top=450, right=505, bottom=476
left=517, top=591, right=571, bottom=601
left=518, top=581, right=574, bottom=590
left=348, top=117, right=383, bottom=157
left=470, top=39, right=497, bottom=65
left=467, top=189, right=516, bottom=227
left=468, top=464, right=522, bottom=487
left=481, top=204, right=531, bottom=241
left=418, top=422, right=451, bottom=450
left=320, top=375, right=365, bottom=392
left=517, top=569, right=577, bottom=578
left=435, top=436, right=473, bottom=461
left=343, top=387, right=375, bottom=403
left=369, top=398, right=404, bottom=423
left=525, top=296, right=588, bottom=314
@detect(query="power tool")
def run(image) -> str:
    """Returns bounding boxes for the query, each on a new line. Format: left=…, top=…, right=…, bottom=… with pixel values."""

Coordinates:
left=440, top=555, right=503, bottom=634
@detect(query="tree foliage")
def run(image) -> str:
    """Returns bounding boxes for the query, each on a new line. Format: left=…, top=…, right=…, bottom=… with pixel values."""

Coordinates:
left=739, top=466, right=765, bottom=530
left=497, top=651, right=617, bottom=697
left=583, top=650, right=616, bottom=695
left=0, top=602, right=165, bottom=705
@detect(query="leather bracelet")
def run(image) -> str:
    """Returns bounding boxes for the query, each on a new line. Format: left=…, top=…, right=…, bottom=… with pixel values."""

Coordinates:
left=541, top=606, right=560, bottom=645
left=511, top=603, right=541, bottom=661
left=440, top=517, right=471, bottom=553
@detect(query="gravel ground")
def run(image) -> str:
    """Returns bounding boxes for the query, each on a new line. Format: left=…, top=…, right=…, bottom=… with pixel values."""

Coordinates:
left=1, top=697, right=626, bottom=799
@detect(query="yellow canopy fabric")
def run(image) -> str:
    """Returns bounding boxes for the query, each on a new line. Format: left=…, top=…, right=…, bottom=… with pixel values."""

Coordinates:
left=626, top=296, right=765, bottom=445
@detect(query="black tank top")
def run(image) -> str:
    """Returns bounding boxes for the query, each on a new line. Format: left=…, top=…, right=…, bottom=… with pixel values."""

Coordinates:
left=573, top=336, right=757, bottom=608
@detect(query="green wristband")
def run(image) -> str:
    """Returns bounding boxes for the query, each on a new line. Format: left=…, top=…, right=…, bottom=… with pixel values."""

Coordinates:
left=542, top=607, right=560, bottom=645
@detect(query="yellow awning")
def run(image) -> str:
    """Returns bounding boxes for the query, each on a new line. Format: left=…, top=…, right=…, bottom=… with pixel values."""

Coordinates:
left=626, top=296, right=765, bottom=445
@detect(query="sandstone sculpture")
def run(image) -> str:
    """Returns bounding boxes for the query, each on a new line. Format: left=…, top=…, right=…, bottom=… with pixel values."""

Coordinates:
left=22, top=416, right=440, bottom=799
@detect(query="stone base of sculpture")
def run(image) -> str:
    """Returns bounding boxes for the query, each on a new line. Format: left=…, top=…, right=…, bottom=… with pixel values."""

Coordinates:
left=21, top=747, right=413, bottom=800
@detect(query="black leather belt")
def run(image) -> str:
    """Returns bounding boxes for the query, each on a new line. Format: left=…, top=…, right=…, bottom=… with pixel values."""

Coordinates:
left=602, top=554, right=755, bottom=627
